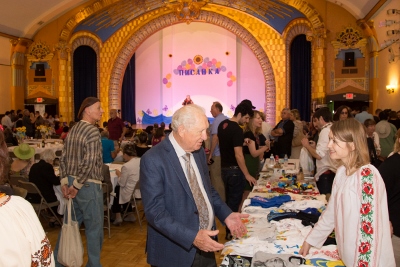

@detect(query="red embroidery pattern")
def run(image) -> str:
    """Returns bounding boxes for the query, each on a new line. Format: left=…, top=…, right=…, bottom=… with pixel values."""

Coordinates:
left=0, top=195, right=11, bottom=207
left=31, top=236, right=53, bottom=266
left=357, top=167, right=374, bottom=266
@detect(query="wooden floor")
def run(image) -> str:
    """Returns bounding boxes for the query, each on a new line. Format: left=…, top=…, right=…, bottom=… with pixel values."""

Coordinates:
left=44, top=203, right=226, bottom=266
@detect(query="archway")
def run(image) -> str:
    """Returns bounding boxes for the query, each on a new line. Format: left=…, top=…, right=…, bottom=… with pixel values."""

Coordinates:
left=108, top=11, right=277, bottom=124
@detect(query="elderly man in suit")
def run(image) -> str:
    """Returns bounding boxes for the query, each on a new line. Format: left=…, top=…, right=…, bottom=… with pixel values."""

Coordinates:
left=140, top=104, right=248, bottom=267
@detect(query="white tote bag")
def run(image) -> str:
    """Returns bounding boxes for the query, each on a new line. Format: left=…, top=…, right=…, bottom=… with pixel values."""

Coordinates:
left=57, top=198, right=83, bottom=267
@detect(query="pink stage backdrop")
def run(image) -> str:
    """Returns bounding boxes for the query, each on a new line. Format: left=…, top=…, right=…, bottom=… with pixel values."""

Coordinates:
left=135, top=22, right=265, bottom=122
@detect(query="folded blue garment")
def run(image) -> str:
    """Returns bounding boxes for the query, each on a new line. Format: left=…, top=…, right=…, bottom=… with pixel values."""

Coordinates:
left=250, top=195, right=292, bottom=208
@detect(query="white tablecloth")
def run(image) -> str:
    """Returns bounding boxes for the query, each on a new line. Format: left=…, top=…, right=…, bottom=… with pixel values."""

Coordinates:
left=8, top=143, right=64, bottom=156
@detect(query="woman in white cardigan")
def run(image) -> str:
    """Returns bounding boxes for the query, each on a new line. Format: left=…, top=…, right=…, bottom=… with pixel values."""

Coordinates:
left=112, top=144, right=140, bottom=225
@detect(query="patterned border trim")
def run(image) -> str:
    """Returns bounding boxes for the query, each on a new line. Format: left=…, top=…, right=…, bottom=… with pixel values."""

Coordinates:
left=358, top=167, right=375, bottom=267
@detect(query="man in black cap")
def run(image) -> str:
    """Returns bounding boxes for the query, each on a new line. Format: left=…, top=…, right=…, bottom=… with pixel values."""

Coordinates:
left=54, top=97, right=105, bottom=267
left=240, top=99, right=256, bottom=109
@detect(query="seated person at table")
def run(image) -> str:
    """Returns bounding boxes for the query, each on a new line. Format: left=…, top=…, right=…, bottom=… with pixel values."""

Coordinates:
left=60, top=126, right=69, bottom=140
left=10, top=143, right=34, bottom=176
left=151, top=127, right=165, bottom=146
left=27, top=149, right=61, bottom=224
left=54, top=121, right=63, bottom=135
left=135, top=131, right=150, bottom=157
left=111, top=144, right=140, bottom=225
left=101, top=130, right=120, bottom=163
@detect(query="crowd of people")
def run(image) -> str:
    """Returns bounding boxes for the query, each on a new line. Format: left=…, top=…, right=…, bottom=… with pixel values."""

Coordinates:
left=1, top=100, right=399, bottom=266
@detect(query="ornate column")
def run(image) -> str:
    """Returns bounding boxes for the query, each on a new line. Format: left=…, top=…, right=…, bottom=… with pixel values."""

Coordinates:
left=306, top=27, right=327, bottom=105
left=358, top=20, right=379, bottom=114
left=55, top=41, right=72, bottom=123
left=10, top=38, right=32, bottom=109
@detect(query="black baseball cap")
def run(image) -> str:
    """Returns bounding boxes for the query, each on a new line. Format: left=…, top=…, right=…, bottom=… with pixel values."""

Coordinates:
left=240, top=99, right=256, bottom=109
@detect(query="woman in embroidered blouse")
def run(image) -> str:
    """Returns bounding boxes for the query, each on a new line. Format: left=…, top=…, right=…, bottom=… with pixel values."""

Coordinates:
left=0, top=130, right=55, bottom=266
left=300, top=118, right=395, bottom=266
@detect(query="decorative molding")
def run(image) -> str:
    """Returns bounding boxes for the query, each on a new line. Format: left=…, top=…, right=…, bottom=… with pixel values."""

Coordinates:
left=26, top=41, right=54, bottom=62
left=331, top=26, right=367, bottom=57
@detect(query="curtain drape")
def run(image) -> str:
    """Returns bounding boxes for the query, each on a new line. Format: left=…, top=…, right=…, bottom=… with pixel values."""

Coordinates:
left=121, top=54, right=136, bottom=124
left=73, top=46, right=97, bottom=121
left=290, top=35, right=311, bottom=122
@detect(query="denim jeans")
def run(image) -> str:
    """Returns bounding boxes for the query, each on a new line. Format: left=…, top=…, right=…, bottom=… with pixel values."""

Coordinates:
left=221, top=168, right=245, bottom=213
left=54, top=176, right=104, bottom=267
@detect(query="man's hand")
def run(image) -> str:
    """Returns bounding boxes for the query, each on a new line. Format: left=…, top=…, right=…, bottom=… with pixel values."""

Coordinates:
left=299, top=241, right=311, bottom=257
left=245, top=174, right=257, bottom=186
left=193, top=230, right=224, bottom=252
left=225, top=213, right=249, bottom=238
left=62, top=185, right=79, bottom=199
left=115, top=169, right=121, bottom=177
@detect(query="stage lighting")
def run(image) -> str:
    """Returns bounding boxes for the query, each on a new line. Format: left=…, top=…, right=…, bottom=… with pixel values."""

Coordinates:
left=379, top=19, right=400, bottom=27
left=387, top=9, right=400, bottom=15
left=380, top=39, right=396, bottom=49
left=387, top=29, right=400, bottom=36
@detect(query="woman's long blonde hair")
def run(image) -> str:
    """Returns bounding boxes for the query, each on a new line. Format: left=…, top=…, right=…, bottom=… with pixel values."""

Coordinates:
left=330, top=119, right=370, bottom=174
left=393, top=129, right=400, bottom=154
left=245, top=110, right=262, bottom=135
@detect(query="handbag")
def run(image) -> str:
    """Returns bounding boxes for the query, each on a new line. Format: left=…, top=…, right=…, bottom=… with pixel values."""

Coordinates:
left=57, top=198, right=84, bottom=267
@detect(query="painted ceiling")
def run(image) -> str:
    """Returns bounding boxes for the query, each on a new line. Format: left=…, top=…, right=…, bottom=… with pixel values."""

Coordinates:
left=0, top=0, right=382, bottom=39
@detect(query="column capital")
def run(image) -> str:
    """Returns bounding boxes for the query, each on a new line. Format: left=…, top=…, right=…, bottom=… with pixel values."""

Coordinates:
left=55, top=41, right=71, bottom=60
left=10, top=38, right=33, bottom=53
left=306, top=27, right=328, bottom=49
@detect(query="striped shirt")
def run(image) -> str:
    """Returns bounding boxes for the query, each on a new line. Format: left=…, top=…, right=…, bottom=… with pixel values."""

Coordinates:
left=60, top=120, right=103, bottom=186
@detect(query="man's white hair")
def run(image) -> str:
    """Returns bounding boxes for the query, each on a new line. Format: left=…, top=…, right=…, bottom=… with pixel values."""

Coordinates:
left=171, top=104, right=206, bottom=132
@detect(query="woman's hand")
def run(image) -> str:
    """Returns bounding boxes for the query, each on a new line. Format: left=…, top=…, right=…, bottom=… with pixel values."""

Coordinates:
left=299, top=241, right=311, bottom=257
left=115, top=169, right=121, bottom=177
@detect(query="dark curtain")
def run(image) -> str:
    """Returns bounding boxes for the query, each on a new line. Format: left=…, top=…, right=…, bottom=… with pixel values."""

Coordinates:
left=290, top=35, right=311, bottom=122
left=121, top=54, right=136, bottom=124
left=73, top=46, right=97, bottom=121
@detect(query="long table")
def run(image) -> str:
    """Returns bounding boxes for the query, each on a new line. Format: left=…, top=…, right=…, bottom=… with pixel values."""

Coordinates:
left=219, top=160, right=345, bottom=267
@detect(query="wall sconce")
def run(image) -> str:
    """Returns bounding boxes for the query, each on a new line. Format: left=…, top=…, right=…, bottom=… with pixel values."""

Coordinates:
left=386, top=85, right=395, bottom=94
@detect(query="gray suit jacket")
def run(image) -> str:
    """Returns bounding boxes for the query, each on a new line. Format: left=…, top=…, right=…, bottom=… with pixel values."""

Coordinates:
left=140, top=137, right=232, bottom=267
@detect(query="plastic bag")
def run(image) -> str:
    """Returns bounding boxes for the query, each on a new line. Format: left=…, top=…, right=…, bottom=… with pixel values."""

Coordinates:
left=299, top=147, right=314, bottom=175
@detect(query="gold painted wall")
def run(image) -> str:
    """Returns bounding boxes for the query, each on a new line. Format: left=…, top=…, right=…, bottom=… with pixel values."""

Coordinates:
left=28, top=0, right=374, bottom=123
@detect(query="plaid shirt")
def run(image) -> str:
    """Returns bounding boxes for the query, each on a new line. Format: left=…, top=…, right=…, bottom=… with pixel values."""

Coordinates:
left=60, top=120, right=103, bottom=185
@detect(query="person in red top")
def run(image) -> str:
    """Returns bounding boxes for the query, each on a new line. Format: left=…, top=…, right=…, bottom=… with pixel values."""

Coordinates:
left=107, top=109, right=127, bottom=142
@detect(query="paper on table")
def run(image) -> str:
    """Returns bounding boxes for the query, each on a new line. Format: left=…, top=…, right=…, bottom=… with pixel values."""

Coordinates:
left=108, top=164, right=123, bottom=172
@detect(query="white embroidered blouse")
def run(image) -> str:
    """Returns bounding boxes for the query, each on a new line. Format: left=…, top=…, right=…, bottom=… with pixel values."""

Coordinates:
left=305, top=164, right=395, bottom=267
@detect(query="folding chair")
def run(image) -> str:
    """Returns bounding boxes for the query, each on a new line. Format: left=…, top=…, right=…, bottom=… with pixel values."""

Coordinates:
left=102, top=183, right=111, bottom=238
left=18, top=180, right=62, bottom=226
left=122, top=181, right=144, bottom=230
left=8, top=174, right=28, bottom=188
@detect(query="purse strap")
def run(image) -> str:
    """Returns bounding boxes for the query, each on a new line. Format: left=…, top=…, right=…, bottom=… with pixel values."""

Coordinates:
left=64, top=198, right=78, bottom=225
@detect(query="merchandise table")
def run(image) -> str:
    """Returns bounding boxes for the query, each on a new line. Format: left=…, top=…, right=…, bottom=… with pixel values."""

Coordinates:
left=219, top=160, right=345, bottom=267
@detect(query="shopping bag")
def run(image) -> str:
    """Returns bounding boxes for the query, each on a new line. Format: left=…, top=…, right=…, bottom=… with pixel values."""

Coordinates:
left=57, top=198, right=83, bottom=267
left=299, top=147, right=314, bottom=175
